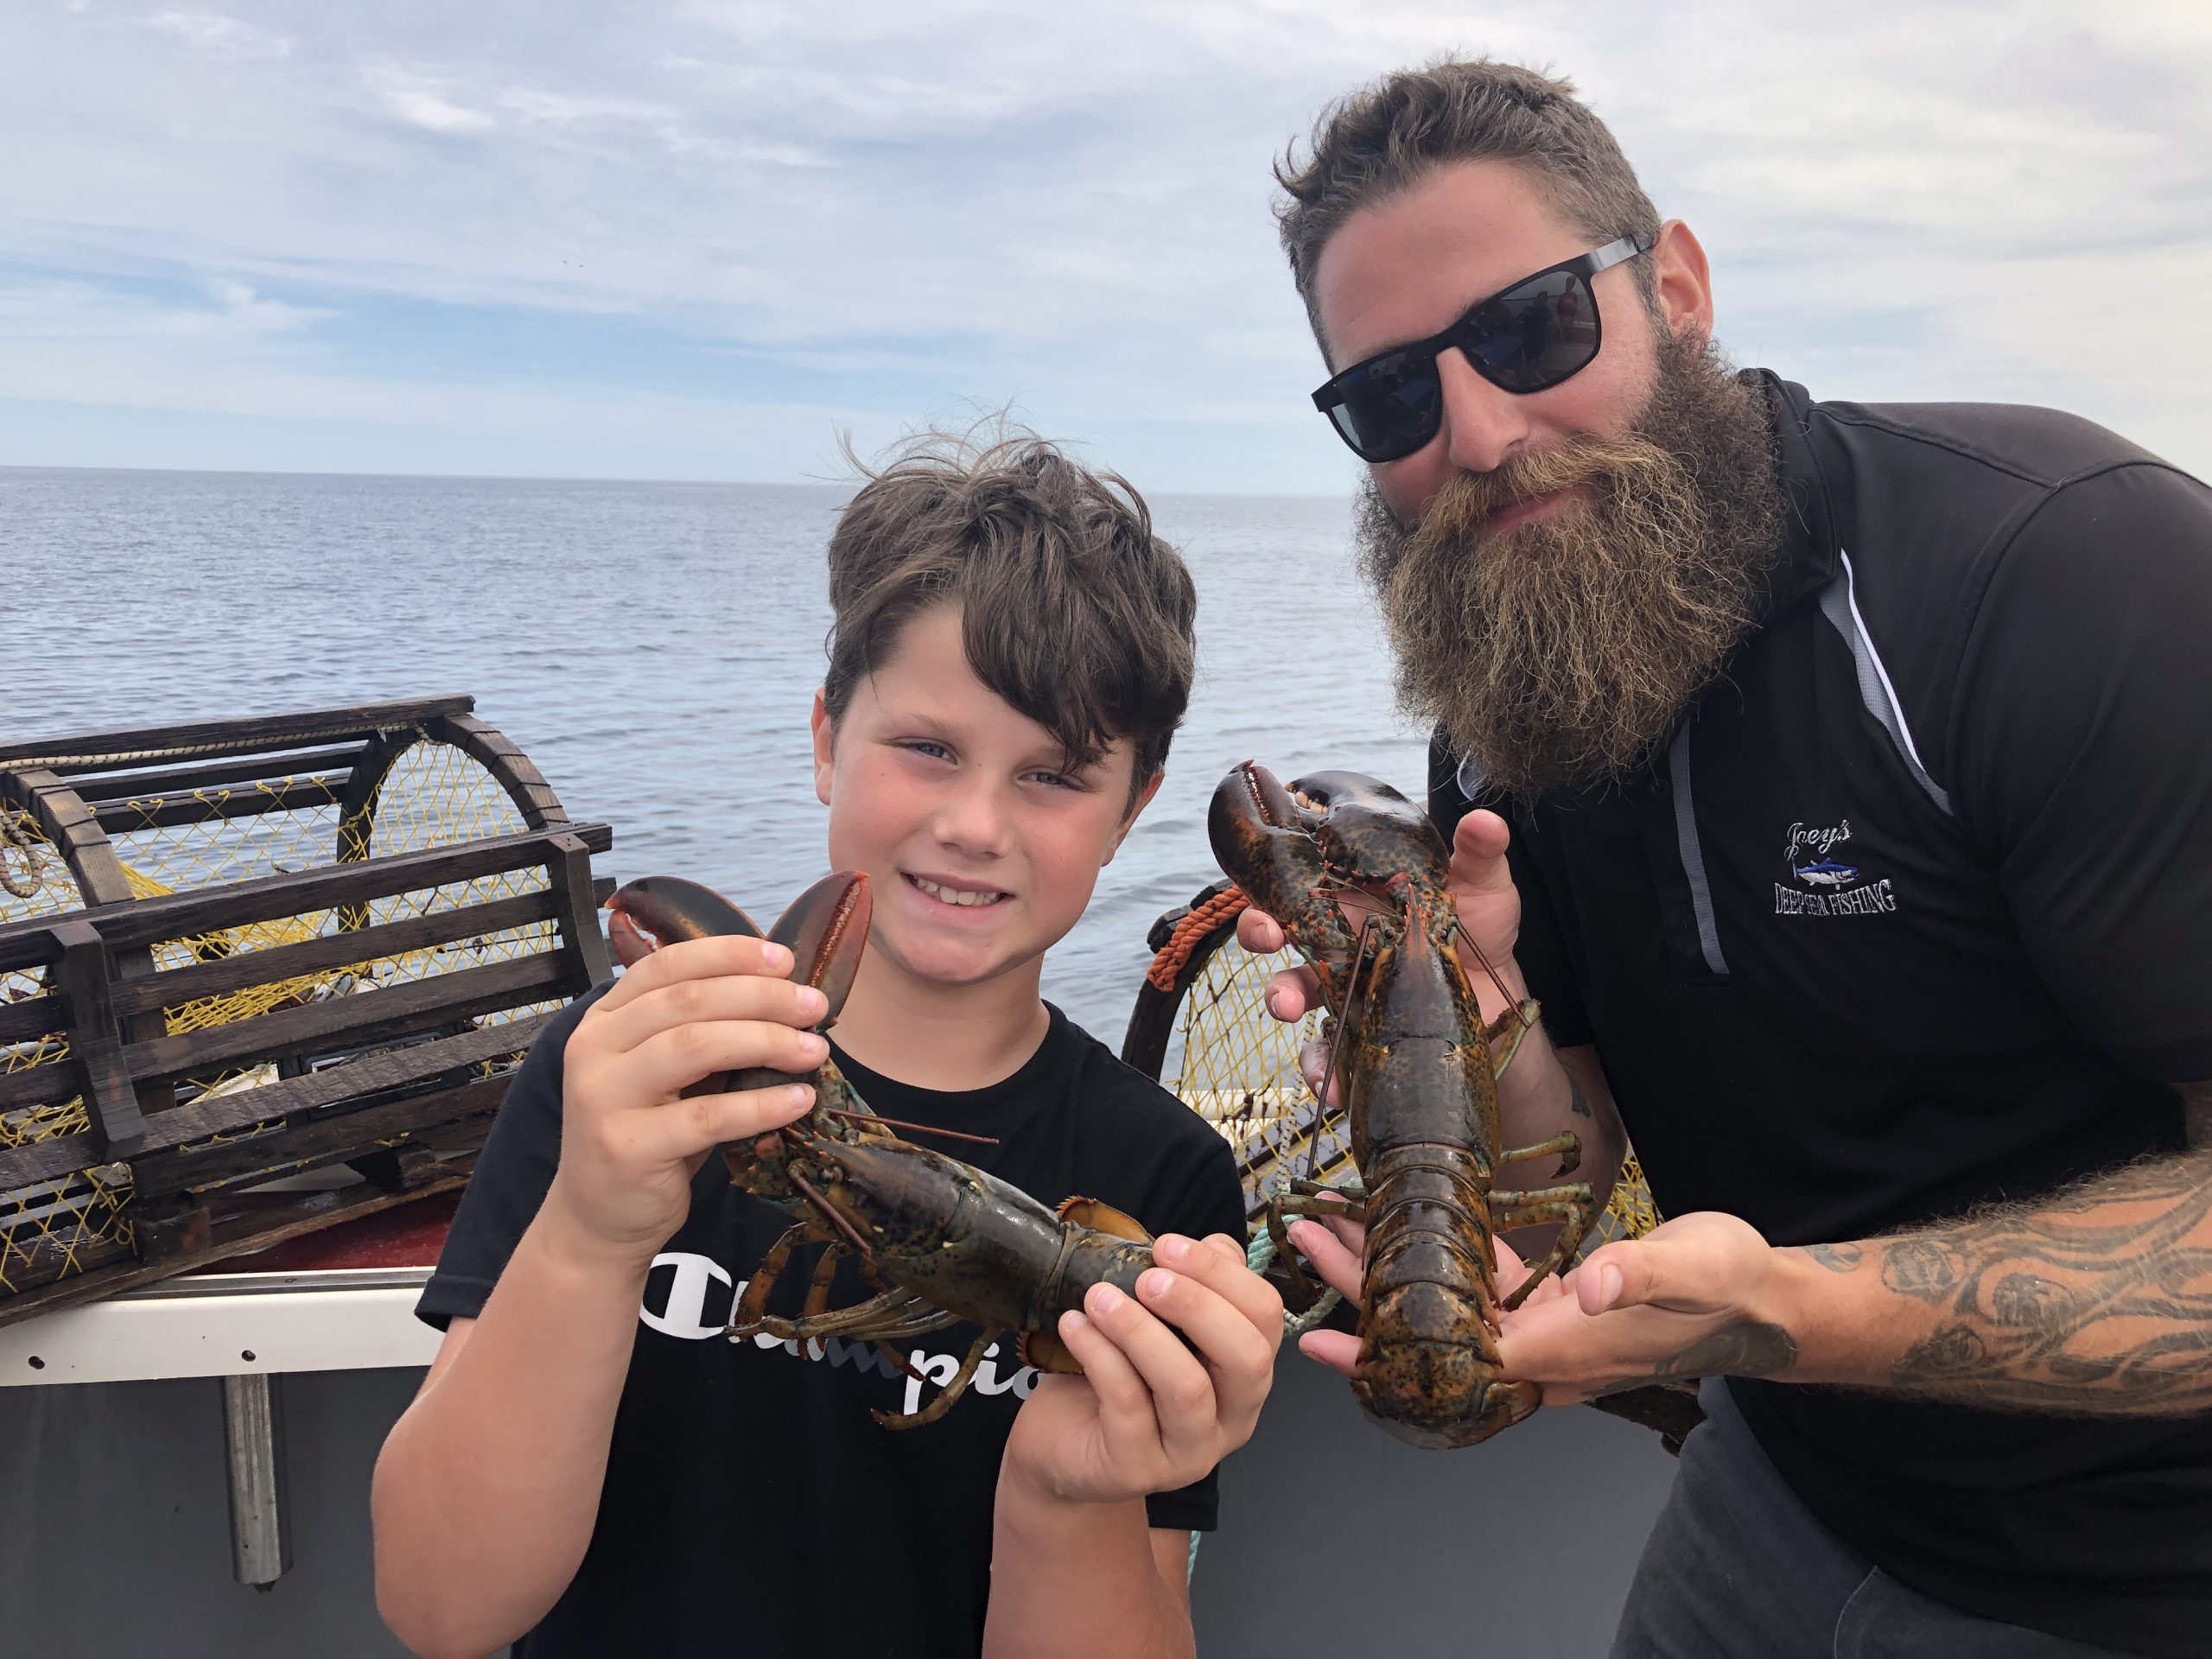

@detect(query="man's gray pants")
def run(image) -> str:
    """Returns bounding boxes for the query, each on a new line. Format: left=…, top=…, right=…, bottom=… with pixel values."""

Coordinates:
left=1609, top=1379, right=2145, bottom=1658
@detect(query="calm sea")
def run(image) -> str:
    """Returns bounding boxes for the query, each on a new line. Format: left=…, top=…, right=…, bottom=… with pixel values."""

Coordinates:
left=3, top=466, right=1427, bottom=1045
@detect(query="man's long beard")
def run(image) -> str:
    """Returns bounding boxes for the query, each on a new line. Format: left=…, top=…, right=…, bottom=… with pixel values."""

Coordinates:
left=1357, top=334, right=1783, bottom=799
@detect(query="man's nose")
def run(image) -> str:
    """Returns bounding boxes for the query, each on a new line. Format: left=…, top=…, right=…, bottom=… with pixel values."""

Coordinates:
left=1434, top=349, right=1532, bottom=476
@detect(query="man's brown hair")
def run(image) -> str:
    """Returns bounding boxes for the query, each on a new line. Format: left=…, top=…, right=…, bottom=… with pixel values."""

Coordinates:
left=1275, top=59, right=1662, bottom=351
left=823, top=429, right=1197, bottom=804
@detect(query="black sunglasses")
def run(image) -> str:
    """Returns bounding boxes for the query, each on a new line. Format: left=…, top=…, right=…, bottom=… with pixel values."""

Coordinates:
left=1311, top=236, right=1652, bottom=463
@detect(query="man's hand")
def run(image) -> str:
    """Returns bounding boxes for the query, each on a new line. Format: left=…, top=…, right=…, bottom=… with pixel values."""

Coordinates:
left=1284, top=1212, right=1796, bottom=1403
left=543, top=935, right=830, bottom=1268
left=1238, top=807, right=1529, bottom=1040
left=1001, top=1234, right=1283, bottom=1508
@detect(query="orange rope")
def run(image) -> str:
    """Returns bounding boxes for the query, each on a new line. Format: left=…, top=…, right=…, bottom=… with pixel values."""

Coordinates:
left=1146, top=886, right=1249, bottom=991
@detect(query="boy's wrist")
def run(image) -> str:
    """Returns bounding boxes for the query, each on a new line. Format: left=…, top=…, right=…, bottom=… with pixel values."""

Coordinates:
left=531, top=1185, right=663, bottom=1291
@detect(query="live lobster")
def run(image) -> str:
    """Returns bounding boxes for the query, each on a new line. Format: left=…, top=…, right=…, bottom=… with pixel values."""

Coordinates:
left=605, top=870, right=1164, bottom=1430
left=1210, top=763, right=1596, bottom=1449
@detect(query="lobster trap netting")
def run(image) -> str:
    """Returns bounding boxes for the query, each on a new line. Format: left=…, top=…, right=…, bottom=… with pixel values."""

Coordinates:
left=0, top=730, right=568, bottom=1296
left=1148, top=908, right=1662, bottom=1249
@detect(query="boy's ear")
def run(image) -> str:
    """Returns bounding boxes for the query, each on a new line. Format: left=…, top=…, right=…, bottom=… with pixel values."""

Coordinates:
left=1103, top=768, right=1165, bottom=867
left=810, top=690, right=836, bottom=806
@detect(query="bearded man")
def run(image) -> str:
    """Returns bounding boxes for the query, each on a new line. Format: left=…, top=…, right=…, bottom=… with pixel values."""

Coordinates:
left=1244, top=60, right=2212, bottom=1659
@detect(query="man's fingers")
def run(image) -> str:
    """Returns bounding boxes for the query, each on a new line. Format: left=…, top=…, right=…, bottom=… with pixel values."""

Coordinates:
left=1236, top=906, right=1287, bottom=955
left=1265, top=966, right=1319, bottom=1025
left=1296, top=1327, right=1360, bottom=1377
left=1449, top=808, right=1515, bottom=887
left=1287, top=1218, right=1364, bottom=1303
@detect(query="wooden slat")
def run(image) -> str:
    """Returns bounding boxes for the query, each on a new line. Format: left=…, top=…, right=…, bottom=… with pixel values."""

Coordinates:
left=0, top=696, right=476, bottom=771
left=550, top=831, right=614, bottom=987
left=68, top=747, right=365, bottom=803
left=0, top=823, right=611, bottom=953
left=111, top=889, right=563, bottom=1018
left=53, top=922, right=143, bottom=1154
left=147, top=1009, right=554, bottom=1151
left=124, top=952, right=566, bottom=1089
left=0, top=995, right=64, bottom=1046
left=0, top=1132, right=105, bottom=1192
left=0, top=1162, right=477, bottom=1329
left=137, top=1072, right=512, bottom=1194
left=0, top=1060, right=89, bottom=1116
left=0, top=1012, right=552, bottom=1193
left=429, top=714, right=569, bottom=829
left=91, top=775, right=350, bottom=832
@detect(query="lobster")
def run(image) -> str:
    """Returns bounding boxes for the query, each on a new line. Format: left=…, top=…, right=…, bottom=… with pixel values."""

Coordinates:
left=1209, top=763, right=1597, bottom=1449
left=605, top=870, right=1164, bottom=1430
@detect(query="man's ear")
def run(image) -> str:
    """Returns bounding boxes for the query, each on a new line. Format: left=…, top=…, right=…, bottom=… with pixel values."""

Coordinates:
left=810, top=690, right=836, bottom=806
left=1649, top=218, right=1714, bottom=349
left=1103, top=768, right=1166, bottom=867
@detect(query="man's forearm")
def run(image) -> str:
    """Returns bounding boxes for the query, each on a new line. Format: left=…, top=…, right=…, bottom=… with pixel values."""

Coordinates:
left=983, top=1476, right=1192, bottom=1659
left=1779, top=1140, right=2212, bottom=1415
left=372, top=1204, right=649, bottom=1657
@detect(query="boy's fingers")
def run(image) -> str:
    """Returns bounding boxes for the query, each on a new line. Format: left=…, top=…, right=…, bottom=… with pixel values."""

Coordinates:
left=607, top=1019, right=829, bottom=1105
left=1129, top=1269, right=1274, bottom=1438
left=589, top=973, right=830, bottom=1060
left=1056, top=1307, right=1166, bottom=1463
left=1082, top=1281, right=1221, bottom=1465
left=591, top=933, right=798, bottom=1015
left=1152, top=1234, right=1285, bottom=1341
left=622, top=1082, right=817, bottom=1166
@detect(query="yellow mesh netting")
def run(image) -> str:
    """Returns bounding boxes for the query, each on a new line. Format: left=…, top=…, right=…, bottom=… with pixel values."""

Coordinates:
left=1154, top=927, right=1662, bottom=1246
left=1, top=735, right=566, bottom=1295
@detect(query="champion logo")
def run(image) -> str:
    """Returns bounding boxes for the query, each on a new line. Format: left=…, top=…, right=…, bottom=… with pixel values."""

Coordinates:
left=1776, top=819, right=1896, bottom=917
left=640, top=1249, right=1039, bottom=1418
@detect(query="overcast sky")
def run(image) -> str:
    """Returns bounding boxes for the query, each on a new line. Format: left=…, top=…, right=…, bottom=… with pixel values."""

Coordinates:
left=4, top=1, right=2209, bottom=493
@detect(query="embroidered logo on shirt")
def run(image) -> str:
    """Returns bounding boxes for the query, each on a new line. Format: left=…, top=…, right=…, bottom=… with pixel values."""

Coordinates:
left=1775, top=819, right=1896, bottom=916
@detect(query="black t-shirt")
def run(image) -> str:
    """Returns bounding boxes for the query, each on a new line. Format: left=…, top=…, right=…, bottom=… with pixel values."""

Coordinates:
left=417, top=991, right=1244, bottom=1659
left=1432, top=374, right=2212, bottom=1657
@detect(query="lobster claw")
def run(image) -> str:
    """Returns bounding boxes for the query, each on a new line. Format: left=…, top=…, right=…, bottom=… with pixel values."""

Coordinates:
left=1208, top=761, right=1360, bottom=979
left=602, top=871, right=873, bottom=1096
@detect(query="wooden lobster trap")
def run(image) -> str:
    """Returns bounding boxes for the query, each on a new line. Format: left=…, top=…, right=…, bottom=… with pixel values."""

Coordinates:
left=0, top=696, right=612, bottom=1326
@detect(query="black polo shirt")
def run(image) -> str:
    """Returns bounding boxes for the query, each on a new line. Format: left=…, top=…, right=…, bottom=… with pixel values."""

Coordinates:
left=1431, top=373, right=2212, bottom=1657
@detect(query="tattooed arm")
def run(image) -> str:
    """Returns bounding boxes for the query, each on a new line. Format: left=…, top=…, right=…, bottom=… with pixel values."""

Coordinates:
left=1779, top=1082, right=2212, bottom=1414
left=1484, top=1083, right=2212, bottom=1417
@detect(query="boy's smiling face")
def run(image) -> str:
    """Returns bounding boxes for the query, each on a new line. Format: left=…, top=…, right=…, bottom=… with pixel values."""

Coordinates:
left=811, top=604, right=1160, bottom=995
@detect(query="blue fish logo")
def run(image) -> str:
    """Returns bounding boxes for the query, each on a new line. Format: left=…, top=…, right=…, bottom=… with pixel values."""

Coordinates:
left=1794, top=858, right=1859, bottom=890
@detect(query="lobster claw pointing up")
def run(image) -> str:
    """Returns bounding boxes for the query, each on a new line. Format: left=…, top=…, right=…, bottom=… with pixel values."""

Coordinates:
left=602, top=870, right=873, bottom=1095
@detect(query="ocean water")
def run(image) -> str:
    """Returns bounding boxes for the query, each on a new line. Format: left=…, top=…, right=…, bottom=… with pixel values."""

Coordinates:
left=3, top=465, right=1428, bottom=1045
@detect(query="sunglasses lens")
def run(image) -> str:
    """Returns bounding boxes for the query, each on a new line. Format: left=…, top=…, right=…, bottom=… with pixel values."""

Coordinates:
left=1329, top=348, right=1445, bottom=463
left=1469, top=270, right=1599, bottom=392
left=1319, top=264, right=1608, bottom=461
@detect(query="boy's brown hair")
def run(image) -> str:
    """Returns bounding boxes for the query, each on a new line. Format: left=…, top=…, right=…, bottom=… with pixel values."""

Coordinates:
left=1275, top=58, right=1662, bottom=353
left=823, top=429, right=1197, bottom=805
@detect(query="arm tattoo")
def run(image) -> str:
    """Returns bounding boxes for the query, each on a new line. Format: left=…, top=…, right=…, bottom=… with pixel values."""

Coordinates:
left=1794, top=1242, right=1864, bottom=1274
left=1877, top=1116, right=2212, bottom=1415
left=1566, top=1076, right=1592, bottom=1118
left=1586, top=1319, right=1798, bottom=1398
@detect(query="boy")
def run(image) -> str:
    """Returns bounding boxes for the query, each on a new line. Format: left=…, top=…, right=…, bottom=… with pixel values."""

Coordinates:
left=372, top=434, right=1280, bottom=1659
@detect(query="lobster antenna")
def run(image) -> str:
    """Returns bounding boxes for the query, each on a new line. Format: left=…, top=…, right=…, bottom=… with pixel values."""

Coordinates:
left=786, top=1168, right=875, bottom=1258
left=1452, top=917, right=1535, bottom=1030
left=816, top=1108, right=998, bottom=1147
left=1305, top=910, right=1377, bottom=1183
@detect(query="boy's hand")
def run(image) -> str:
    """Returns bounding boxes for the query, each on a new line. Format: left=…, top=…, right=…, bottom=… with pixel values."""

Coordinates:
left=1001, top=1234, right=1282, bottom=1508
left=543, top=936, right=830, bottom=1267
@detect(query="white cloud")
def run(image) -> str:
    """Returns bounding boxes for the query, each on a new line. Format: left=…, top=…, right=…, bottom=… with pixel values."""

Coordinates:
left=143, top=10, right=289, bottom=62
left=1, top=0, right=2209, bottom=486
